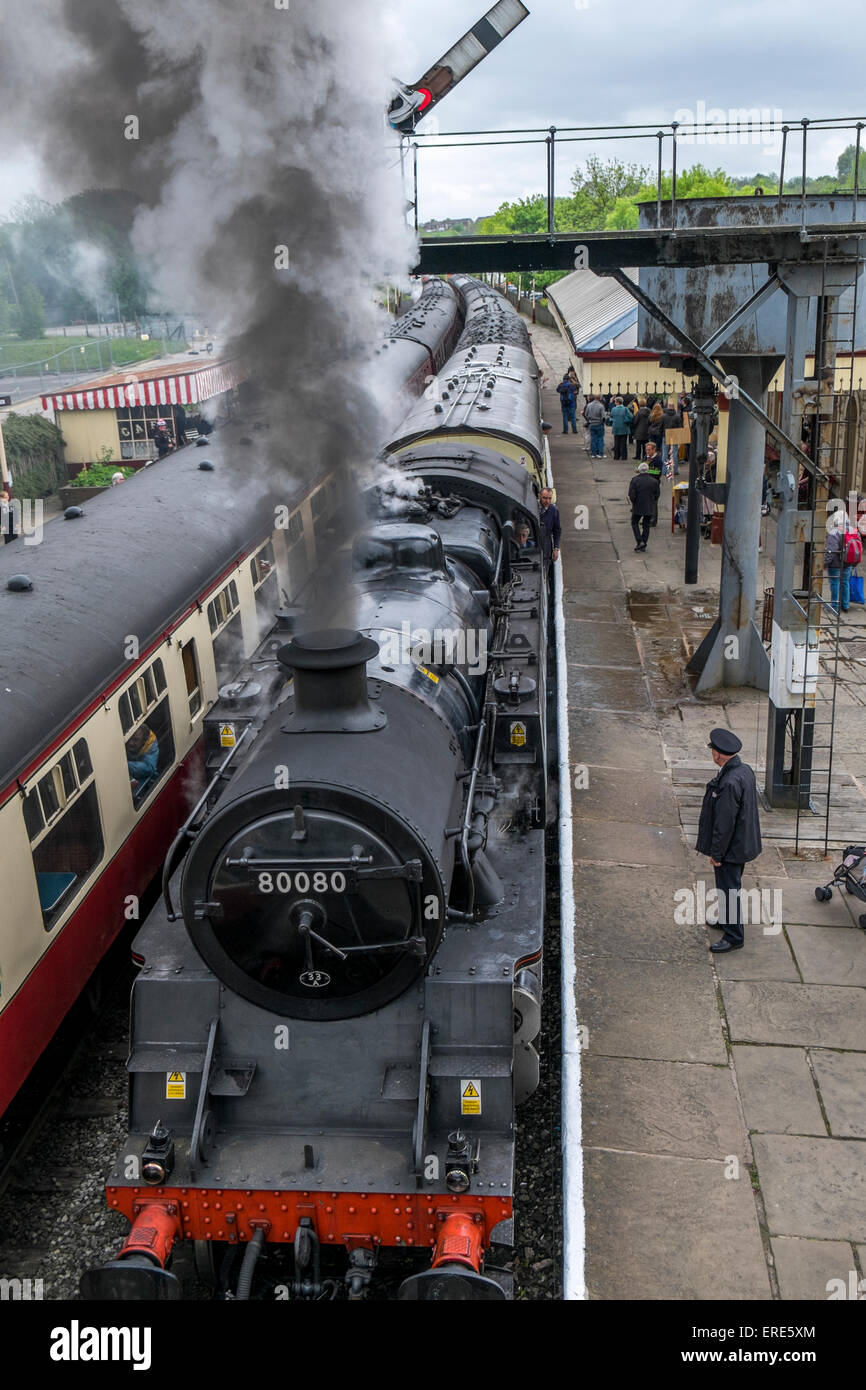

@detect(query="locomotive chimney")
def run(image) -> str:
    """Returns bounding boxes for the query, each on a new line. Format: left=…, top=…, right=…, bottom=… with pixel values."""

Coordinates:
left=277, top=628, right=386, bottom=733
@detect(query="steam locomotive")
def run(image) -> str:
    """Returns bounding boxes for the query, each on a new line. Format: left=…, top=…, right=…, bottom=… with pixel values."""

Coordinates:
left=0, top=278, right=462, bottom=1124
left=83, top=279, right=550, bottom=1302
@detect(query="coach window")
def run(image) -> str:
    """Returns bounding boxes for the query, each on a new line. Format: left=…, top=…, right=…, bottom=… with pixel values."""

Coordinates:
left=181, top=639, right=203, bottom=720
left=250, top=542, right=277, bottom=623
left=207, top=579, right=243, bottom=687
left=23, top=739, right=104, bottom=930
left=118, top=657, right=175, bottom=810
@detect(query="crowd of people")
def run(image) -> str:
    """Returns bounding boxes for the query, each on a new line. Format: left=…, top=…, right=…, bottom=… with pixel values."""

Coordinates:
left=548, top=370, right=866, bottom=598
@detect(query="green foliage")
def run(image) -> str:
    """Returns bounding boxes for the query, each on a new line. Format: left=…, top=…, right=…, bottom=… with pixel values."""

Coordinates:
left=67, top=463, right=135, bottom=488
left=0, top=335, right=164, bottom=370
left=477, top=195, right=547, bottom=236
left=2, top=411, right=66, bottom=499
left=12, top=284, right=46, bottom=339
left=836, top=144, right=866, bottom=186
left=0, top=188, right=150, bottom=326
left=565, top=156, right=651, bottom=230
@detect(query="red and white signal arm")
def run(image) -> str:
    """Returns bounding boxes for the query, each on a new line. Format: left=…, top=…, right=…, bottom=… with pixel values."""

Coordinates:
left=388, top=1, right=530, bottom=134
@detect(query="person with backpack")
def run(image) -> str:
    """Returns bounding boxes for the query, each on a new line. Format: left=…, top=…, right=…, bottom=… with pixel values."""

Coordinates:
left=824, top=500, right=862, bottom=614
left=556, top=372, right=578, bottom=434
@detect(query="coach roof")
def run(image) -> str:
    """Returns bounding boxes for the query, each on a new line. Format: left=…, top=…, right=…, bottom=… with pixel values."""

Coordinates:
left=0, top=431, right=284, bottom=792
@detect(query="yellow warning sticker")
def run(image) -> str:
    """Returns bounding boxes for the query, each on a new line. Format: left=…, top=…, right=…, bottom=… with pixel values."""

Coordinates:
left=418, top=666, right=439, bottom=684
left=510, top=721, right=527, bottom=747
left=166, top=1071, right=186, bottom=1100
left=461, top=1079, right=482, bottom=1115
left=220, top=723, right=236, bottom=748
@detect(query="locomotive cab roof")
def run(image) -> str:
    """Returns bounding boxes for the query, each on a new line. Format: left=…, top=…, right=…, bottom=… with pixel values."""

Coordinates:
left=353, top=522, right=447, bottom=577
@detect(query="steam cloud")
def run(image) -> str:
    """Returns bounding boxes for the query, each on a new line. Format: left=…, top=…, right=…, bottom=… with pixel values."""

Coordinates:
left=1, top=0, right=416, bottom=494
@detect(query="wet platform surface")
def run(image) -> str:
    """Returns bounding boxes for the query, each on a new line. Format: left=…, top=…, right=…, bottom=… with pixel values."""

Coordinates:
left=529, top=317, right=866, bottom=1301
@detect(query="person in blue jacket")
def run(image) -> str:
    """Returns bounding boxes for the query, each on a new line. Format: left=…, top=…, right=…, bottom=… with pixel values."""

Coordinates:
left=609, top=397, right=634, bottom=461
left=556, top=373, right=578, bottom=434
left=126, top=724, right=159, bottom=800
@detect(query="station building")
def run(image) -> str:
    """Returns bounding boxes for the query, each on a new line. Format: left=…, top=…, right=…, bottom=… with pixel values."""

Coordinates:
left=41, top=357, right=246, bottom=471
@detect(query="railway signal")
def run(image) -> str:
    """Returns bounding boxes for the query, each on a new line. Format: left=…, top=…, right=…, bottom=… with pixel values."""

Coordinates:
left=388, top=1, right=530, bottom=135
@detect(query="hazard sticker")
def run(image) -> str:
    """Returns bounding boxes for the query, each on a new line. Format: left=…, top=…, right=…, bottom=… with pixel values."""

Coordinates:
left=509, top=721, right=526, bottom=747
left=461, top=1079, right=482, bottom=1115
left=166, top=1071, right=186, bottom=1099
left=417, top=665, right=439, bottom=684
left=220, top=723, right=236, bottom=748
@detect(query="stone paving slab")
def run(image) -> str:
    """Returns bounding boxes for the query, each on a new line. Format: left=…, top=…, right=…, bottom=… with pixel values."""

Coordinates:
left=787, top=924, right=866, bottom=985
left=732, top=1045, right=826, bottom=1136
left=721, top=980, right=866, bottom=1050
left=754, top=877, right=857, bottom=927
left=582, top=1056, right=749, bottom=1161
left=752, top=1134, right=866, bottom=1241
left=565, top=664, right=651, bottom=711
left=713, top=930, right=802, bottom=983
left=568, top=708, right=666, bottom=771
left=584, top=1149, right=771, bottom=1300
left=573, top=818, right=689, bottom=869
left=809, top=1050, right=866, bottom=1139
left=565, top=620, right=641, bottom=668
left=577, top=957, right=728, bottom=1064
left=573, top=864, right=708, bottom=964
left=572, top=767, right=680, bottom=826
left=562, top=594, right=629, bottom=624
left=571, top=563, right=626, bottom=592
left=771, top=1236, right=855, bottom=1300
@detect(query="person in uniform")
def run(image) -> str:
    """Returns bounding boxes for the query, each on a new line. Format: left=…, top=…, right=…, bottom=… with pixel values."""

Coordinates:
left=695, top=729, right=762, bottom=953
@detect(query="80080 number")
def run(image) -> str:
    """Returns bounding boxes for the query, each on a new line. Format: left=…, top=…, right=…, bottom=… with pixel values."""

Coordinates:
left=257, top=871, right=347, bottom=894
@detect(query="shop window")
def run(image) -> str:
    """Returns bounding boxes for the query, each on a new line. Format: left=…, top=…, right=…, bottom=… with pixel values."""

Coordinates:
left=23, top=739, right=104, bottom=929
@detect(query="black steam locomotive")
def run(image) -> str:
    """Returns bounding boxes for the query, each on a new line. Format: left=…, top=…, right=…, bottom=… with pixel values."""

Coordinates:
left=84, top=279, right=550, bottom=1301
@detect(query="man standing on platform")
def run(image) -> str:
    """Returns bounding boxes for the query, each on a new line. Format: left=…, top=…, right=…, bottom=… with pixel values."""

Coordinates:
left=538, top=487, right=561, bottom=572
left=696, top=729, right=762, bottom=953
left=584, top=395, right=606, bottom=458
left=556, top=372, right=578, bottom=434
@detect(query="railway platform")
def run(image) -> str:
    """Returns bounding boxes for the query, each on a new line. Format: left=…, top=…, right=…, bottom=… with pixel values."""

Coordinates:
left=530, top=318, right=866, bottom=1301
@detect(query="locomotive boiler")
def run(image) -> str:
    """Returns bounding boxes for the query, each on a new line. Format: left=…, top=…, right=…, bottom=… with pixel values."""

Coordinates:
left=83, top=281, right=550, bottom=1302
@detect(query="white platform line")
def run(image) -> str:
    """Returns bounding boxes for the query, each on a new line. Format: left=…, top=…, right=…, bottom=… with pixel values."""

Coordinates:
left=549, top=444, right=586, bottom=1301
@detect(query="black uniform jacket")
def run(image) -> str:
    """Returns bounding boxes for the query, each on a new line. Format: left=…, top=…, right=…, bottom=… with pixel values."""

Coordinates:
left=696, top=754, right=762, bottom=864
left=628, top=472, right=660, bottom=516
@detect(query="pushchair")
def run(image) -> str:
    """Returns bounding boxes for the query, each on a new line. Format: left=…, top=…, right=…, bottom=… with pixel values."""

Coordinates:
left=815, top=845, right=866, bottom=930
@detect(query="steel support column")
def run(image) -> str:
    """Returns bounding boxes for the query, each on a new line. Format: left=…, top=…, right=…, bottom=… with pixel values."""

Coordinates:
left=689, top=355, right=780, bottom=691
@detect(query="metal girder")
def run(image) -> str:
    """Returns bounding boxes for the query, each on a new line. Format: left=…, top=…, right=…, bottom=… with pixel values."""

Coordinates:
left=700, top=273, right=781, bottom=355
left=414, top=224, right=866, bottom=275
left=597, top=267, right=830, bottom=485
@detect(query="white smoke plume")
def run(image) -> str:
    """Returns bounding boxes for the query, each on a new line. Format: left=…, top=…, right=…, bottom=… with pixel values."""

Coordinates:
left=1, top=0, right=417, bottom=488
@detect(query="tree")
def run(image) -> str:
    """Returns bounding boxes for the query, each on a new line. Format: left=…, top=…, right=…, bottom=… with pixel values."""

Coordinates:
left=563, top=155, right=651, bottom=230
left=477, top=195, right=547, bottom=236
left=12, top=284, right=46, bottom=339
left=837, top=144, right=866, bottom=187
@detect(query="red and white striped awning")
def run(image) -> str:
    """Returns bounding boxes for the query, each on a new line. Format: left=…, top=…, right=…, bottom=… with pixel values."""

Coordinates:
left=41, top=359, right=244, bottom=412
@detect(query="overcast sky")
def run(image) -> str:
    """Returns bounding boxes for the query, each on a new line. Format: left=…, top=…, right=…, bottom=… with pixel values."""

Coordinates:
left=389, top=0, right=866, bottom=220
left=3, top=0, right=864, bottom=221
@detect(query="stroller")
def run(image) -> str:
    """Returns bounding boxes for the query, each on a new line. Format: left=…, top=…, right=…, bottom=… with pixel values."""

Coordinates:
left=815, top=846, right=866, bottom=930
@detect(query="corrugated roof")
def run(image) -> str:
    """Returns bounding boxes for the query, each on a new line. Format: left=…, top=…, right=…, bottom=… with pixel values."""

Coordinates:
left=546, top=270, right=639, bottom=353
